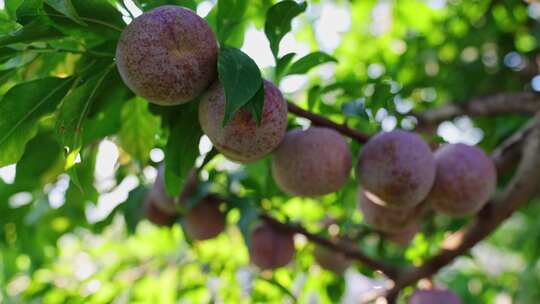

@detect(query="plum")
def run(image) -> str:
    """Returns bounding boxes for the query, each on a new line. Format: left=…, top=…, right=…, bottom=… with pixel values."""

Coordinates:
left=250, top=223, right=295, bottom=270
left=272, top=127, right=352, bottom=196
left=425, top=143, right=497, bottom=217
left=183, top=195, right=225, bottom=240
left=199, top=80, right=288, bottom=162
left=357, top=190, right=419, bottom=234
left=116, top=6, right=217, bottom=105
left=357, top=130, right=436, bottom=209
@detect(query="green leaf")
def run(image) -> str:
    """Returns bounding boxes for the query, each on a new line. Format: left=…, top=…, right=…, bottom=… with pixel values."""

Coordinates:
left=286, top=51, right=337, bottom=76
left=216, top=0, right=248, bottom=44
left=164, top=103, right=202, bottom=197
left=275, top=52, right=295, bottom=82
left=0, top=19, right=64, bottom=47
left=45, top=0, right=86, bottom=25
left=217, top=46, right=263, bottom=126
left=16, top=0, right=43, bottom=25
left=245, top=83, right=265, bottom=127
left=264, top=0, right=307, bottom=58
left=45, top=0, right=125, bottom=39
left=0, top=47, right=17, bottom=64
left=14, top=132, right=63, bottom=188
left=0, top=77, right=74, bottom=167
left=56, top=64, right=114, bottom=150
left=118, top=97, right=161, bottom=164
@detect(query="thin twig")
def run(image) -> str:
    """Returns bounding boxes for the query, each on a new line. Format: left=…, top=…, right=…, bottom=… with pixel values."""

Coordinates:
left=287, top=101, right=371, bottom=143
left=260, top=214, right=399, bottom=279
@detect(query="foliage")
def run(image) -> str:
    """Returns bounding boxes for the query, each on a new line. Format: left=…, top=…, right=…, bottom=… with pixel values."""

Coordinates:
left=0, top=0, right=539, bottom=303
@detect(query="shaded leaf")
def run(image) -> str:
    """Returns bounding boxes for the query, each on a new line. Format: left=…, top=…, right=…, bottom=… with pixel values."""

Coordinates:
left=245, top=83, right=265, bottom=126
left=118, top=97, right=161, bottom=164
left=286, top=51, right=337, bottom=76
left=0, top=77, right=74, bottom=167
left=56, top=64, right=114, bottom=150
left=216, top=0, right=248, bottom=44
left=45, top=0, right=86, bottom=25
left=0, top=19, right=64, bottom=47
left=275, top=52, right=295, bottom=82
left=217, top=46, right=263, bottom=126
left=164, top=102, right=202, bottom=197
left=264, top=0, right=306, bottom=58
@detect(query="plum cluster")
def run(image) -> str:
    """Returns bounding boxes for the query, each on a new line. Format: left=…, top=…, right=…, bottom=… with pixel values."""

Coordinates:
left=357, top=130, right=497, bottom=245
left=117, top=5, right=496, bottom=281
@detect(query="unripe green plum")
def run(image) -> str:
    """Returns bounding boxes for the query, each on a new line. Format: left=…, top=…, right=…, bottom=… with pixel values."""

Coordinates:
left=250, top=223, right=295, bottom=270
left=199, top=80, right=288, bottom=162
left=313, top=243, right=352, bottom=275
left=116, top=6, right=217, bottom=105
left=143, top=196, right=176, bottom=226
left=358, top=191, right=419, bottom=234
left=357, top=130, right=436, bottom=209
left=409, top=289, right=461, bottom=304
left=272, top=127, right=352, bottom=196
left=425, top=143, right=497, bottom=217
left=183, top=195, right=225, bottom=240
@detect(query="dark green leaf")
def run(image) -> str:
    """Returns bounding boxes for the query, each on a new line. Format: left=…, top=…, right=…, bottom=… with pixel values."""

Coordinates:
left=56, top=64, right=114, bottom=150
left=264, top=0, right=306, bottom=58
left=45, top=0, right=125, bottom=39
left=307, top=85, right=321, bottom=111
left=0, top=47, right=17, bottom=64
left=16, top=0, right=43, bottom=25
left=164, top=103, right=202, bottom=197
left=118, top=97, right=161, bottom=164
left=14, top=132, right=63, bottom=188
left=0, top=19, right=64, bottom=47
left=275, top=52, right=295, bottom=82
left=245, top=83, right=265, bottom=127
left=217, top=46, right=263, bottom=126
left=45, top=0, right=86, bottom=25
left=0, top=77, right=73, bottom=167
left=286, top=51, right=337, bottom=76
left=216, top=0, right=248, bottom=44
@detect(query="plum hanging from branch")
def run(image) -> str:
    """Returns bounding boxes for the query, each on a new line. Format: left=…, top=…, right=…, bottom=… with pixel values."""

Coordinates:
left=272, top=127, right=352, bottom=197
left=116, top=6, right=218, bottom=105
left=357, top=130, right=436, bottom=209
left=199, top=80, right=288, bottom=163
left=425, top=143, right=497, bottom=217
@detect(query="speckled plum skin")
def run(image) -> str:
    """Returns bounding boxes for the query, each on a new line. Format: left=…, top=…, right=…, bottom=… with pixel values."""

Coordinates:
left=357, top=130, right=436, bottom=209
left=199, top=80, right=288, bottom=162
left=143, top=197, right=177, bottom=226
left=250, top=223, right=295, bottom=270
left=409, top=289, right=461, bottom=304
left=358, top=191, right=419, bottom=234
left=313, top=243, right=352, bottom=274
left=184, top=196, right=225, bottom=240
left=116, top=6, right=217, bottom=105
left=272, top=127, right=352, bottom=197
left=425, top=143, right=497, bottom=217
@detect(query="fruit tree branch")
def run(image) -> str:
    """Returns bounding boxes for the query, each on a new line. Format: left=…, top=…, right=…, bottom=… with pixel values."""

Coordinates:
left=385, top=112, right=540, bottom=301
left=416, top=91, right=540, bottom=125
left=260, top=214, right=400, bottom=279
left=287, top=101, right=371, bottom=143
